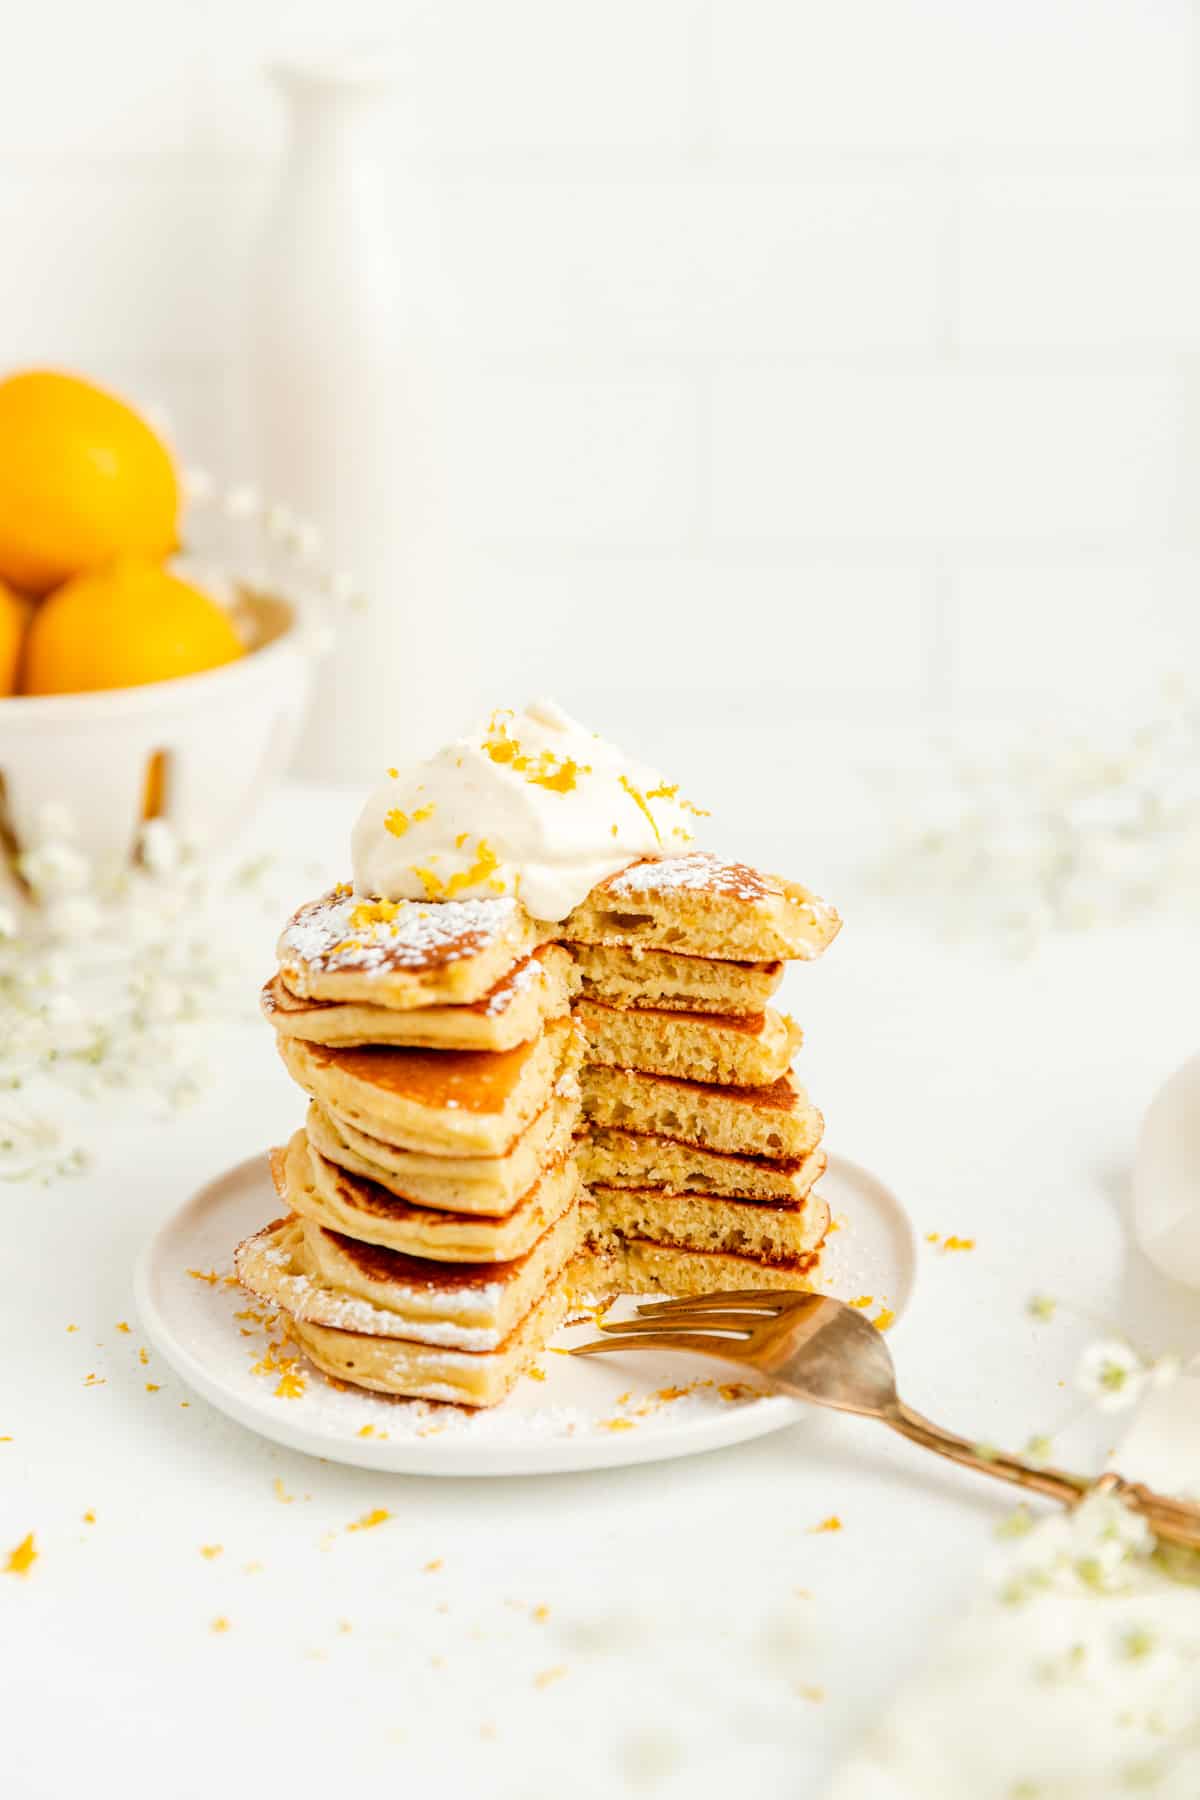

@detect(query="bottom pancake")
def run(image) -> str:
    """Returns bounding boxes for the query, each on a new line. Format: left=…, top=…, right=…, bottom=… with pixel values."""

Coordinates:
left=287, top=1275, right=573, bottom=1407
left=586, top=1184, right=830, bottom=1264
left=236, top=1202, right=579, bottom=1351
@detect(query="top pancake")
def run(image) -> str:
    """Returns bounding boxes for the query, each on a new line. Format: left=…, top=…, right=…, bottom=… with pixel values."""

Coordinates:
left=277, top=885, right=552, bottom=1008
left=563, top=853, right=841, bottom=961
left=263, top=943, right=577, bottom=1051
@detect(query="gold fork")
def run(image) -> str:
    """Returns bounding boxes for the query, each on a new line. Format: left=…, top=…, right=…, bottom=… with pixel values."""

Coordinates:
left=572, top=1290, right=1200, bottom=1549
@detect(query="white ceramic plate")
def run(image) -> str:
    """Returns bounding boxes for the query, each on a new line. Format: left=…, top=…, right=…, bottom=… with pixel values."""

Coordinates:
left=135, top=1152, right=917, bottom=1478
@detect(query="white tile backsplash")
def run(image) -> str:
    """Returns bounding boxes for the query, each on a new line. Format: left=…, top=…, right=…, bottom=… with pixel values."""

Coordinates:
left=711, top=0, right=1197, bottom=150
left=439, top=172, right=946, bottom=355
left=948, top=561, right=1200, bottom=715
left=710, top=362, right=1194, bottom=549
left=0, top=167, right=264, bottom=362
left=958, top=168, right=1200, bottom=350
left=2, top=0, right=1199, bottom=723
left=453, top=552, right=938, bottom=716
left=451, top=371, right=701, bottom=546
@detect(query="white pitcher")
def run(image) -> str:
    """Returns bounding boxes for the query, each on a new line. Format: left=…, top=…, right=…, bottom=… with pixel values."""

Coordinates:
left=250, top=46, right=462, bottom=782
left=1134, top=1050, right=1200, bottom=1289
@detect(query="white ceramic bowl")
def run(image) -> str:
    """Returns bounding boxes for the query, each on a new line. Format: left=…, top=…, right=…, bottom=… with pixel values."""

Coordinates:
left=0, top=592, right=314, bottom=862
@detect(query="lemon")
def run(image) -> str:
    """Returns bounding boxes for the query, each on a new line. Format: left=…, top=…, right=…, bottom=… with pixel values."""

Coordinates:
left=0, top=370, right=179, bottom=594
left=0, top=580, right=27, bottom=694
left=23, top=559, right=244, bottom=696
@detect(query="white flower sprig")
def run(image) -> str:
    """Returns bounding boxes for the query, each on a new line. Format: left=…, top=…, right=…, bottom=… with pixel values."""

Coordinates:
left=1076, top=1339, right=1181, bottom=1414
left=0, top=808, right=290, bottom=1181
left=872, top=682, right=1200, bottom=950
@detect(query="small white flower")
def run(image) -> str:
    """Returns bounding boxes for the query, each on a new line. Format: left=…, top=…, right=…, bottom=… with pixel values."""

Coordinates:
left=293, top=518, right=322, bottom=559
left=143, top=401, right=172, bottom=440
left=139, top=819, right=180, bottom=878
left=1070, top=1489, right=1154, bottom=1577
left=31, top=801, right=77, bottom=845
left=1076, top=1338, right=1148, bottom=1413
left=223, top=482, right=261, bottom=520
left=328, top=569, right=358, bottom=608
left=182, top=466, right=215, bottom=504
left=1148, top=1352, right=1182, bottom=1390
left=263, top=501, right=296, bottom=542
left=43, top=896, right=103, bottom=942
left=20, top=840, right=91, bottom=900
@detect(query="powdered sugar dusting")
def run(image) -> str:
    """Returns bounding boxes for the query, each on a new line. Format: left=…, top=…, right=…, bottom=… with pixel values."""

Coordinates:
left=279, top=889, right=520, bottom=977
left=604, top=854, right=774, bottom=903
left=480, top=952, right=542, bottom=1016
left=237, top=1226, right=507, bottom=1349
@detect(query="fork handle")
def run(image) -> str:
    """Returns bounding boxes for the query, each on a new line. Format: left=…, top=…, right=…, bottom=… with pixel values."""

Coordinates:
left=885, top=1401, right=1200, bottom=1550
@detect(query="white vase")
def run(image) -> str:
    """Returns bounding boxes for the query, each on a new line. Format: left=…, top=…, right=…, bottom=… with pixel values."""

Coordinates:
left=1133, top=1050, right=1200, bottom=1289
left=250, top=47, right=462, bottom=783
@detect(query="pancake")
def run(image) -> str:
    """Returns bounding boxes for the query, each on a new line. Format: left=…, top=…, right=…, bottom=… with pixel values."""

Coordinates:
left=277, top=1015, right=580, bottom=1157
left=578, top=1126, right=825, bottom=1201
left=586, top=1184, right=830, bottom=1263
left=277, top=886, right=552, bottom=1008
left=263, top=944, right=577, bottom=1052
left=569, top=942, right=783, bottom=1015
left=283, top=1275, right=573, bottom=1407
left=306, top=1095, right=578, bottom=1215
left=576, top=997, right=800, bottom=1087
left=283, top=1129, right=581, bottom=1261
left=235, top=1201, right=579, bottom=1352
left=563, top=853, right=841, bottom=962
left=578, top=1235, right=825, bottom=1300
left=581, top=1063, right=823, bottom=1160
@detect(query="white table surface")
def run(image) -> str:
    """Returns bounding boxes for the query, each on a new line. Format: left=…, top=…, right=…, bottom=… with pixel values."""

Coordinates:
left=5, top=769, right=1198, bottom=1800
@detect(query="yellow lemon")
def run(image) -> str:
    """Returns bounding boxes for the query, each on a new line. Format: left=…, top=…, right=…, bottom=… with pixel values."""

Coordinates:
left=0, top=370, right=180, bottom=594
left=23, top=559, right=244, bottom=696
left=0, top=581, right=28, bottom=695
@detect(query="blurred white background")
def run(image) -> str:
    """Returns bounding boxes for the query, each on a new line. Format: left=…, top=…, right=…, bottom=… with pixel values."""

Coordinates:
left=6, top=0, right=1199, bottom=742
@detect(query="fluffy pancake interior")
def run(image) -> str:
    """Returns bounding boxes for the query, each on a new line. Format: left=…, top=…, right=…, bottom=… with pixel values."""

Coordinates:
left=581, top=1063, right=823, bottom=1160
left=576, top=997, right=801, bottom=1086
left=578, top=1235, right=824, bottom=1301
left=577, top=1125, right=826, bottom=1200
left=586, top=1183, right=830, bottom=1263
left=569, top=941, right=783, bottom=1014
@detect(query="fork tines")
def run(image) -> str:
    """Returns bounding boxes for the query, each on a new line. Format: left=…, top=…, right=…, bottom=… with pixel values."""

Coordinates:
left=632, top=1289, right=801, bottom=1317
left=570, top=1287, right=819, bottom=1359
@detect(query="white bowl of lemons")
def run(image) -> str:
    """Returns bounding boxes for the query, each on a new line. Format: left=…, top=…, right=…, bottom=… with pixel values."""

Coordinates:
left=0, top=370, right=324, bottom=868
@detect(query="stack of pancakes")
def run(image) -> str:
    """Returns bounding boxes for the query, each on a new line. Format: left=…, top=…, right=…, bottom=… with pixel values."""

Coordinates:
left=236, top=888, right=586, bottom=1405
left=237, top=854, right=840, bottom=1407
left=563, top=853, right=841, bottom=1294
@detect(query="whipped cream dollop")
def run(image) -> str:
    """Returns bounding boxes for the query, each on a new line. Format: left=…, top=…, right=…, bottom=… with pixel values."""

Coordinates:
left=350, top=699, right=706, bottom=921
